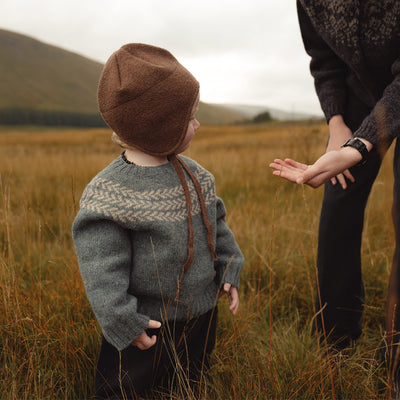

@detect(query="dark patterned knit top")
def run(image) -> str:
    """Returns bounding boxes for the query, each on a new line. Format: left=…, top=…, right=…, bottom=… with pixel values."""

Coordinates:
left=297, top=0, right=400, bottom=150
left=72, top=154, right=244, bottom=351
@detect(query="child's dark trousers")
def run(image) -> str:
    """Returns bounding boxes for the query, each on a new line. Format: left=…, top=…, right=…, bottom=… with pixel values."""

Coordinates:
left=93, top=307, right=217, bottom=400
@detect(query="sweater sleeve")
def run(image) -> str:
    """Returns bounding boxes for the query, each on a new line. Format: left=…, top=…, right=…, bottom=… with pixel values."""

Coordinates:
left=297, top=0, right=348, bottom=122
left=213, top=196, right=244, bottom=289
left=72, top=212, right=150, bottom=351
left=353, top=56, right=400, bottom=152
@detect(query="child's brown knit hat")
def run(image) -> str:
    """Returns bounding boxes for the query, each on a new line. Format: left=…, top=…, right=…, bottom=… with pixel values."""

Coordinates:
left=97, top=43, right=199, bottom=156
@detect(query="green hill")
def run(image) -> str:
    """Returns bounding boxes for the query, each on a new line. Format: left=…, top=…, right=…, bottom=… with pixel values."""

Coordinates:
left=0, top=29, right=246, bottom=126
left=196, top=102, right=247, bottom=125
left=0, top=29, right=103, bottom=115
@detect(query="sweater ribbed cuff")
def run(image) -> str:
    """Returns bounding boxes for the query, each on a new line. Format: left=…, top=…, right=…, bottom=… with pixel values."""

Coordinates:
left=323, top=103, right=346, bottom=124
left=102, top=313, right=150, bottom=351
left=223, top=266, right=242, bottom=289
left=216, top=257, right=243, bottom=290
left=353, top=119, right=376, bottom=145
left=353, top=119, right=394, bottom=155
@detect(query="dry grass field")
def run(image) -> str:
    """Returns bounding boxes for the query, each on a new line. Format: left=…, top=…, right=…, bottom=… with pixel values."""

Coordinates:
left=0, top=123, right=396, bottom=399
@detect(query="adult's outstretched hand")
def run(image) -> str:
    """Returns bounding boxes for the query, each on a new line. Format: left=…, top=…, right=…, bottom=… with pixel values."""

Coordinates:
left=269, top=146, right=366, bottom=189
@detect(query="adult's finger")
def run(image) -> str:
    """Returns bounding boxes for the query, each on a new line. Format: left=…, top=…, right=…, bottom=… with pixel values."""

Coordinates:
left=283, top=159, right=308, bottom=171
left=343, top=169, right=355, bottom=183
left=336, top=173, right=348, bottom=189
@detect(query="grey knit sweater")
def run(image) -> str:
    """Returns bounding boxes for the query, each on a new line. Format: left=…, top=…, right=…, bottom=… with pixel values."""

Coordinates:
left=298, top=0, right=400, bottom=150
left=72, top=154, right=244, bottom=351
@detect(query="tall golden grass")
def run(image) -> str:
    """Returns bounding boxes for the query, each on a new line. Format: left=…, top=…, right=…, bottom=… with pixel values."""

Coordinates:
left=0, top=123, right=395, bottom=399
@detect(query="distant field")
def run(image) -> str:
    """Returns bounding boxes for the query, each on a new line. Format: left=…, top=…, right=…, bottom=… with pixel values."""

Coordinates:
left=0, top=123, right=395, bottom=399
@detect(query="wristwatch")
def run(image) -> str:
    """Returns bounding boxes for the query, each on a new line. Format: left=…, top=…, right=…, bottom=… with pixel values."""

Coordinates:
left=341, top=138, right=369, bottom=165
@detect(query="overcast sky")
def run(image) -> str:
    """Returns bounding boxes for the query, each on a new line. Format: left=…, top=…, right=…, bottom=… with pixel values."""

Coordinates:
left=1, top=0, right=323, bottom=116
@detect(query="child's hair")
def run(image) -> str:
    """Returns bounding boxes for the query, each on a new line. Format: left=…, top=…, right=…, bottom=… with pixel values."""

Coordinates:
left=111, top=131, right=134, bottom=150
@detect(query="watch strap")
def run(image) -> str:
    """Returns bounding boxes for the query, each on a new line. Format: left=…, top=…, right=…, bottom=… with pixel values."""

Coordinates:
left=341, top=138, right=368, bottom=165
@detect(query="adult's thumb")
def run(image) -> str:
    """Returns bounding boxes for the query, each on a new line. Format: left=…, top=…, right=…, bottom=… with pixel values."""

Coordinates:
left=296, top=176, right=304, bottom=184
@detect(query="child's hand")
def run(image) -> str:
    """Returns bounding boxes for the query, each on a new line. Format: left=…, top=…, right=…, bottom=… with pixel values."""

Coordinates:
left=131, top=319, right=161, bottom=350
left=219, top=283, right=239, bottom=315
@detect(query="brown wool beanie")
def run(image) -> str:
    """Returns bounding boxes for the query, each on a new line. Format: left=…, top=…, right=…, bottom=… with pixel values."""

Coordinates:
left=97, top=43, right=199, bottom=156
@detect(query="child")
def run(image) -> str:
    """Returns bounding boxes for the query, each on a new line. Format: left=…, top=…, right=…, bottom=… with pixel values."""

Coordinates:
left=72, top=43, right=244, bottom=399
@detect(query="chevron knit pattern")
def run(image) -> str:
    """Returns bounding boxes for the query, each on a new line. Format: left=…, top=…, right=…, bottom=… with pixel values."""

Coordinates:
left=80, top=169, right=215, bottom=225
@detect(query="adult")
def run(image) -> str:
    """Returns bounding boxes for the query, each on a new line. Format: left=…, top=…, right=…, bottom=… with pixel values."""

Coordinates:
left=271, top=0, right=400, bottom=359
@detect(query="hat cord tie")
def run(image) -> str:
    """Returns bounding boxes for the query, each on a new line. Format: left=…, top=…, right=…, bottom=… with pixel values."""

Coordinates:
left=169, top=154, right=217, bottom=300
left=176, top=155, right=217, bottom=260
